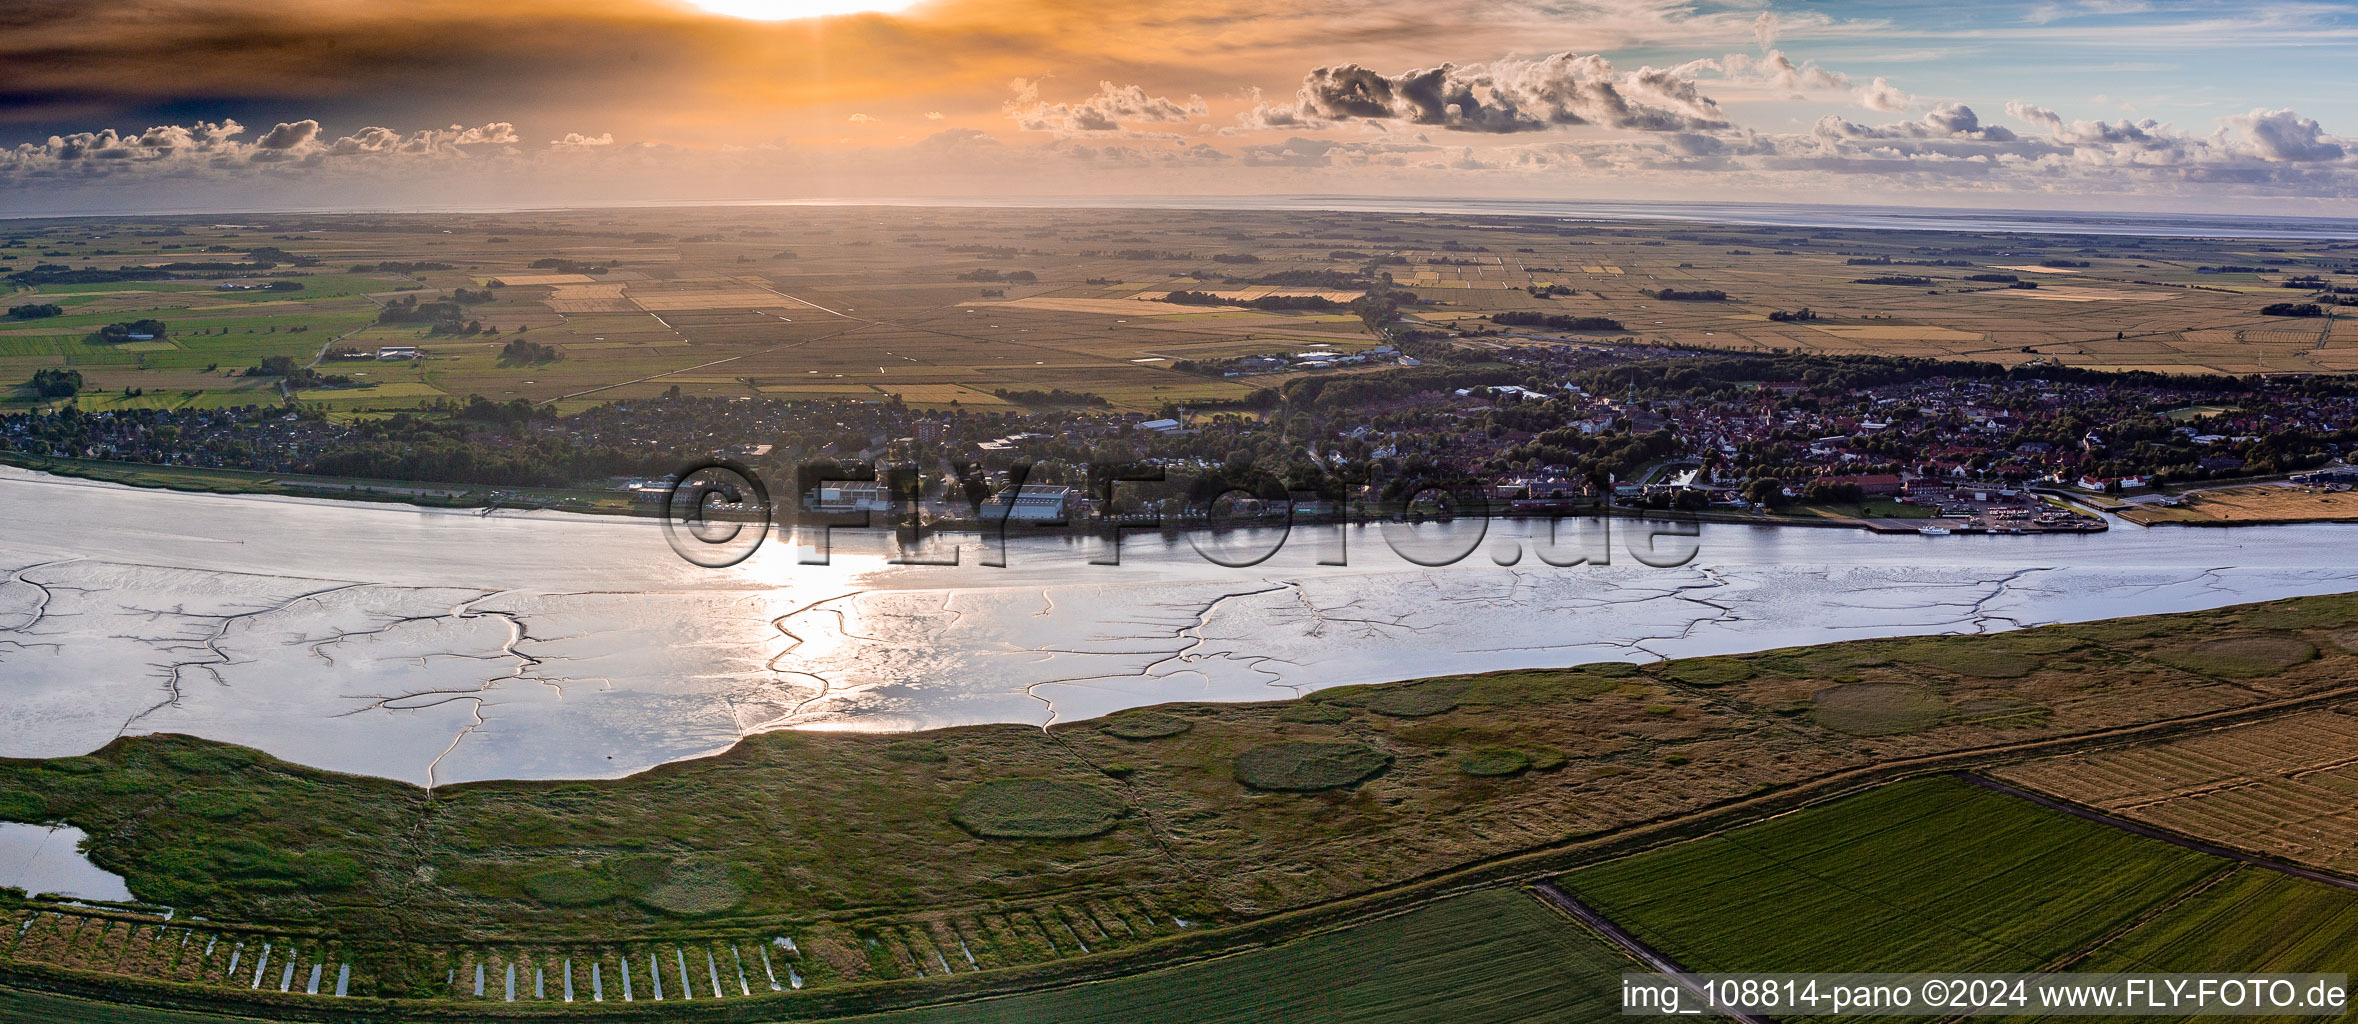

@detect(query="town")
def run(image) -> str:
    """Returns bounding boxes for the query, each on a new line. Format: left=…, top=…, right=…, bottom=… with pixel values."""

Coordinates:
left=8, top=340, right=2352, bottom=536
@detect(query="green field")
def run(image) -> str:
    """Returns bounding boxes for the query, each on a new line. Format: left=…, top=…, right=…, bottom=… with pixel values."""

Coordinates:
left=2072, top=869, right=2358, bottom=973
left=0, top=888, right=1629, bottom=1024
left=1786, top=500, right=1939, bottom=520
left=1562, top=776, right=2358, bottom=978
left=0, top=988, right=285, bottom=1023
left=860, top=888, right=1629, bottom=1024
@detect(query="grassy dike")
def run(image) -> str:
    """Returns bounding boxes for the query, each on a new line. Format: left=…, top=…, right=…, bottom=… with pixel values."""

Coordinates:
left=0, top=452, right=646, bottom=514
left=6, top=593, right=2358, bottom=1017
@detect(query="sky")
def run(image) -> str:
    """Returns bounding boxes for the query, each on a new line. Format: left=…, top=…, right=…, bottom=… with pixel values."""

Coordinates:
left=3, top=0, right=2357, bottom=215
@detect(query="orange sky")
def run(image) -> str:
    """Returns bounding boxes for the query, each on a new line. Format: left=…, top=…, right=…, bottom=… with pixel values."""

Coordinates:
left=3, top=0, right=2355, bottom=213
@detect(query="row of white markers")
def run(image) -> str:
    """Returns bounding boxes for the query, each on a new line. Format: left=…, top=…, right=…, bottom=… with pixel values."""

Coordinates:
left=448, top=937, right=806, bottom=1002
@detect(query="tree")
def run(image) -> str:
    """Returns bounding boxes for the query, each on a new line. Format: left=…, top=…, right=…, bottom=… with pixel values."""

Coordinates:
left=28, top=367, right=81, bottom=398
left=2262, top=302, right=2324, bottom=318
left=91, top=319, right=168, bottom=342
left=500, top=338, right=562, bottom=363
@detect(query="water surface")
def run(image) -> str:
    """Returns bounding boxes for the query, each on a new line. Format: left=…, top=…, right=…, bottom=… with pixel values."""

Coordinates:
left=0, top=822, right=132, bottom=903
left=2, top=466, right=2351, bottom=785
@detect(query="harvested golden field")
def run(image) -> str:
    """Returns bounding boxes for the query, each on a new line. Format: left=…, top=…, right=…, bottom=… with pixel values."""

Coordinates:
left=485, top=272, right=599, bottom=286
left=542, top=282, right=634, bottom=313
left=1993, top=705, right=2358, bottom=872
left=1807, top=324, right=1986, bottom=341
left=2000, top=285, right=2177, bottom=302
left=628, top=282, right=790, bottom=311
left=963, top=296, right=1191, bottom=316
left=2120, top=484, right=2358, bottom=524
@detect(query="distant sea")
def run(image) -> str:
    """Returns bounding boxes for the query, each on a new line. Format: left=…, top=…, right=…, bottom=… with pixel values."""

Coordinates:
left=22, top=193, right=2358, bottom=241
left=686, top=194, right=2358, bottom=241
left=773, top=193, right=2358, bottom=239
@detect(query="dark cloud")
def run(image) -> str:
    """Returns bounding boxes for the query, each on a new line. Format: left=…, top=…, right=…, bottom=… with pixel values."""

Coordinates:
left=0, top=118, right=518, bottom=181
left=1237, top=52, right=1726, bottom=134
left=1814, top=103, right=2017, bottom=143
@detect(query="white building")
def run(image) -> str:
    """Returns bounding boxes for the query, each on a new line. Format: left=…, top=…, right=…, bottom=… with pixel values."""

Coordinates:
left=810, top=482, right=892, bottom=514
left=979, top=484, right=1074, bottom=521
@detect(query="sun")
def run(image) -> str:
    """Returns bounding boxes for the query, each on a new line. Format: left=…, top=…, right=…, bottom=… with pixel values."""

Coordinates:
left=681, top=0, right=919, bottom=18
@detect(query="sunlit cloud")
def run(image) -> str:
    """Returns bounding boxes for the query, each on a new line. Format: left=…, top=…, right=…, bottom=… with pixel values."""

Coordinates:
left=0, top=0, right=2349, bottom=213
left=677, top=0, right=921, bottom=20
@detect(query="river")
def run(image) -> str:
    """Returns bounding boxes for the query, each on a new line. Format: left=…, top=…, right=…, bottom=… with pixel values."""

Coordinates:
left=1, top=466, right=2351, bottom=785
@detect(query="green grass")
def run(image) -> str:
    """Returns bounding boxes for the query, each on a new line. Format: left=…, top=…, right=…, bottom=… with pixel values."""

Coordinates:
left=1231, top=741, right=1393, bottom=792
left=1660, top=657, right=1754, bottom=687
left=1101, top=713, right=1193, bottom=740
left=2236, top=599, right=2358, bottom=631
left=1325, top=684, right=1460, bottom=718
left=858, top=888, right=1631, bottom=1024
left=1894, top=637, right=2045, bottom=678
left=520, top=866, right=619, bottom=907
left=2150, top=636, right=2317, bottom=678
left=0, top=987, right=286, bottom=1023
left=1455, top=747, right=1531, bottom=777
left=1811, top=683, right=1947, bottom=735
left=950, top=779, right=1129, bottom=839
left=1275, top=703, right=1352, bottom=724
left=2070, top=869, right=2358, bottom=972
left=1788, top=500, right=1939, bottom=520
left=1561, top=776, right=2225, bottom=972
left=635, top=860, right=745, bottom=915
left=885, top=740, right=950, bottom=763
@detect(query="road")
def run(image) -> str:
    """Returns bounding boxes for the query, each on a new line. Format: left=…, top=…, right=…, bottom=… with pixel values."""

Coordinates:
left=552, top=353, right=746, bottom=402
left=1532, top=882, right=1779, bottom=1024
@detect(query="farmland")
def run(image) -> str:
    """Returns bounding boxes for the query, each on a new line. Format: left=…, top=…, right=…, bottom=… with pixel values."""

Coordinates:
left=856, top=888, right=1629, bottom=1024
left=1993, top=706, right=2358, bottom=873
left=0, top=888, right=1633, bottom=1023
left=2066, top=869, right=2358, bottom=973
left=1559, top=775, right=2358, bottom=979
left=5, top=208, right=2354, bottom=420
left=1559, top=776, right=2227, bottom=972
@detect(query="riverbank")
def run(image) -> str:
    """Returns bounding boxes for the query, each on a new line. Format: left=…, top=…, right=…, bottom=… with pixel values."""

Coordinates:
left=0, top=451, right=2109, bottom=540
left=5, top=592, right=2358, bottom=1018
left=0, top=452, right=648, bottom=516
